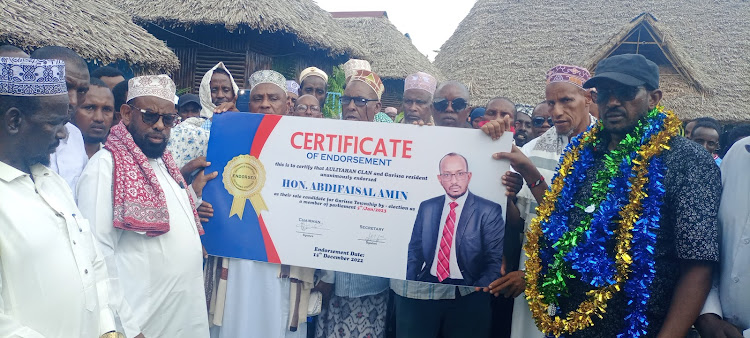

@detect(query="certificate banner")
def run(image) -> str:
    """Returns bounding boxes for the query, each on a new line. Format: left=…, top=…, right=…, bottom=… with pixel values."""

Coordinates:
left=201, top=112, right=513, bottom=287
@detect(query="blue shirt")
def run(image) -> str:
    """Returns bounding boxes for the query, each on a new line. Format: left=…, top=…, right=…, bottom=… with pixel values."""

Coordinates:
left=333, top=272, right=389, bottom=298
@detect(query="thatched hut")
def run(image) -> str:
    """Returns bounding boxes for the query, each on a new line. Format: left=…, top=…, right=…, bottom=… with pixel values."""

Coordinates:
left=0, top=0, right=179, bottom=73
left=332, top=11, right=444, bottom=109
left=434, top=0, right=750, bottom=122
left=113, top=0, right=363, bottom=91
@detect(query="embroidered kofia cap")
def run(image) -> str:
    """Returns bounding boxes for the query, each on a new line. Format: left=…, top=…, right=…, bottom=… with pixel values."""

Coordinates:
left=342, top=59, right=371, bottom=81
left=546, top=64, right=592, bottom=89
left=299, top=67, right=328, bottom=84
left=248, top=70, right=286, bottom=93
left=127, top=75, right=176, bottom=103
left=285, top=80, right=300, bottom=94
left=0, top=57, right=67, bottom=96
left=515, top=103, right=534, bottom=117
left=404, top=72, right=437, bottom=95
left=348, top=69, right=384, bottom=100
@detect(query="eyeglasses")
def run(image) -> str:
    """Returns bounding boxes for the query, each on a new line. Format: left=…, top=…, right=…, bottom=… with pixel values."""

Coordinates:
left=433, top=98, right=468, bottom=112
left=129, top=105, right=180, bottom=127
left=340, top=96, right=378, bottom=107
left=294, top=104, right=322, bottom=114
left=439, top=171, right=470, bottom=181
left=591, top=86, right=644, bottom=105
left=532, top=116, right=554, bottom=127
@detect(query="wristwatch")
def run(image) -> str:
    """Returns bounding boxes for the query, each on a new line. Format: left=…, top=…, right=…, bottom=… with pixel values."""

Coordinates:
left=100, top=331, right=125, bottom=338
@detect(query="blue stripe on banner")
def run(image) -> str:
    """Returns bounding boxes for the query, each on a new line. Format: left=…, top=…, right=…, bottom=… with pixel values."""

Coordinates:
left=201, top=112, right=269, bottom=262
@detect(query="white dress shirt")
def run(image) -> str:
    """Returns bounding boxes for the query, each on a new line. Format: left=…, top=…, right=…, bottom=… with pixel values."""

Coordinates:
left=77, top=150, right=209, bottom=338
left=49, top=122, right=89, bottom=198
left=701, top=137, right=750, bottom=335
left=429, top=192, right=468, bottom=280
left=0, top=160, right=115, bottom=337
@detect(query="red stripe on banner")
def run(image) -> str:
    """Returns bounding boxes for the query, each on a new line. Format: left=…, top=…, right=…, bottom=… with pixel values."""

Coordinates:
left=250, top=114, right=282, bottom=157
left=258, top=214, right=280, bottom=263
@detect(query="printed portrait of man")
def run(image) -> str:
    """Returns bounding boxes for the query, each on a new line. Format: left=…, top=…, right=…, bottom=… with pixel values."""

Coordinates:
left=406, top=152, right=505, bottom=286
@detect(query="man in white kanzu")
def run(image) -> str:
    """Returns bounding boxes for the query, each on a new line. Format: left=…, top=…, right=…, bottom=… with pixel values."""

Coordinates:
left=77, top=75, right=211, bottom=338
left=696, top=136, right=750, bottom=337
left=0, top=57, right=121, bottom=337
left=30, top=46, right=91, bottom=197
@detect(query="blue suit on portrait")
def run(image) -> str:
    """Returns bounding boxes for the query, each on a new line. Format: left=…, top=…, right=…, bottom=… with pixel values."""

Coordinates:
left=406, top=191, right=505, bottom=287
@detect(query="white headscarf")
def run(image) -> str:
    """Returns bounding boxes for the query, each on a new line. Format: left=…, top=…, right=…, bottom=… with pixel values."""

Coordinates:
left=199, top=62, right=239, bottom=119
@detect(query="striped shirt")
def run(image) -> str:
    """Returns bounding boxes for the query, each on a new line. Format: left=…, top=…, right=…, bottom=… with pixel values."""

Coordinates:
left=390, top=279, right=474, bottom=300
left=334, top=272, right=389, bottom=298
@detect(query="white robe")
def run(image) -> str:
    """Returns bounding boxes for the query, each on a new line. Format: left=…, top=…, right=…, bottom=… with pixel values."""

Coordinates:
left=0, top=161, right=115, bottom=337
left=77, top=150, right=209, bottom=338
left=49, top=122, right=88, bottom=198
left=213, top=259, right=307, bottom=338
left=511, top=118, right=596, bottom=338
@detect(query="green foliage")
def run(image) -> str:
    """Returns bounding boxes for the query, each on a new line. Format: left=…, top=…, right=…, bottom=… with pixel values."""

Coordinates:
left=176, top=87, right=191, bottom=96
left=272, top=56, right=297, bottom=80
left=323, top=65, right=345, bottom=119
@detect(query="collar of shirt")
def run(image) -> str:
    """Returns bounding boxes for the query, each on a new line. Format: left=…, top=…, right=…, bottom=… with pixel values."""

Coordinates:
left=0, top=160, right=25, bottom=182
left=444, top=190, right=469, bottom=207
left=0, top=161, right=55, bottom=183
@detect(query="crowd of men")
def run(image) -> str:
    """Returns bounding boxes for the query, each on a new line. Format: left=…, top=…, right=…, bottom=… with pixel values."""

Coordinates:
left=0, top=42, right=748, bottom=338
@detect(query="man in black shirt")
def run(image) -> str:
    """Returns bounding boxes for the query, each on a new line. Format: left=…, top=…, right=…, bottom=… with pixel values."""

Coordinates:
left=563, top=54, right=721, bottom=337
left=485, top=54, right=721, bottom=337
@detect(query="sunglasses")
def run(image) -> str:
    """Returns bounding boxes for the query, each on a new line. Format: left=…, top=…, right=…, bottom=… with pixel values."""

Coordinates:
left=129, top=105, right=180, bottom=127
left=433, top=98, right=468, bottom=112
left=592, top=86, right=644, bottom=105
left=532, top=116, right=554, bottom=127
left=341, top=96, right=378, bottom=107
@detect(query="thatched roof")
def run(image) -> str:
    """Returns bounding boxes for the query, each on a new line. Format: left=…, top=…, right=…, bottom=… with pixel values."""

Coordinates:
left=434, top=0, right=750, bottom=122
left=332, top=12, right=444, bottom=80
left=114, top=0, right=363, bottom=58
left=0, top=0, right=179, bottom=73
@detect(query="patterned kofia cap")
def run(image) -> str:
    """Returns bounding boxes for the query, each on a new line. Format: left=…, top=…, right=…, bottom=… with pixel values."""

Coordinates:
left=343, top=59, right=371, bottom=81
left=299, top=67, right=328, bottom=84
left=546, top=64, right=592, bottom=89
left=248, top=70, right=287, bottom=93
left=127, top=75, right=176, bottom=103
left=0, top=57, right=67, bottom=96
left=285, top=80, right=300, bottom=94
left=404, top=72, right=437, bottom=95
left=515, top=103, right=534, bottom=117
left=348, top=69, right=384, bottom=100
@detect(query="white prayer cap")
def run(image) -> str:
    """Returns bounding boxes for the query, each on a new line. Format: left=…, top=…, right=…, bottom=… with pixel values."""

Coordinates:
left=0, top=57, right=67, bottom=96
left=343, top=59, right=371, bottom=81
left=404, top=72, right=437, bottom=95
left=248, top=70, right=286, bottom=93
left=286, top=80, right=300, bottom=94
left=127, top=75, right=176, bottom=103
left=299, top=67, right=328, bottom=84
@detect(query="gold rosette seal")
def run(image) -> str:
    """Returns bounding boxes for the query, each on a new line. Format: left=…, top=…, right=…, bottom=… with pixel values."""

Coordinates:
left=222, top=155, right=267, bottom=219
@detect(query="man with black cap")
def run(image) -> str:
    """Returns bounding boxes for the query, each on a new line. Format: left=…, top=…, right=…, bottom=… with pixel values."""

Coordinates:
left=488, top=54, right=721, bottom=337
left=177, top=93, right=201, bottom=121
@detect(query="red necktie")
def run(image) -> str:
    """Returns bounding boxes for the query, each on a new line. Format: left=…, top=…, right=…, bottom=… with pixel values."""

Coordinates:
left=437, top=201, right=458, bottom=282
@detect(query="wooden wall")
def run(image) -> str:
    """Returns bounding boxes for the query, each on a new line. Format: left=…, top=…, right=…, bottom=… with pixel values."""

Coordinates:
left=381, top=79, right=404, bottom=112
left=144, top=23, right=346, bottom=93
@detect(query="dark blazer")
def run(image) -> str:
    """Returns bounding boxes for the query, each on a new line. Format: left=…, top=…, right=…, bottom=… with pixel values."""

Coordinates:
left=406, top=192, right=505, bottom=286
